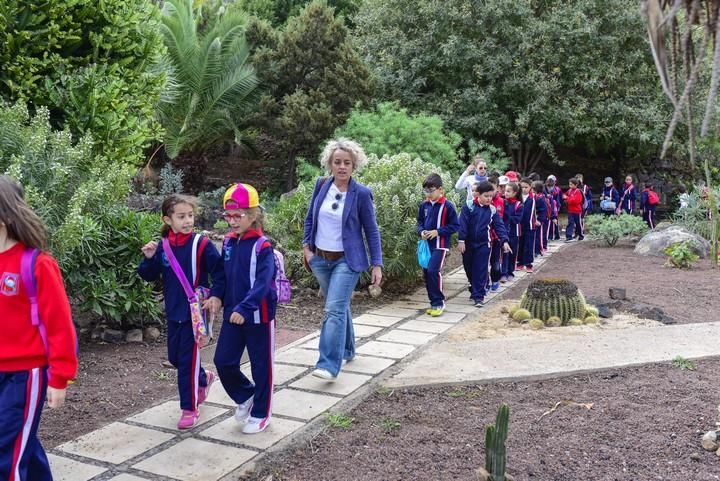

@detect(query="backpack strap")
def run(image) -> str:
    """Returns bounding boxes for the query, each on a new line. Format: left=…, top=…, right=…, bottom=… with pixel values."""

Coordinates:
left=21, top=247, right=47, bottom=353
left=162, top=238, right=197, bottom=302
left=190, top=234, right=208, bottom=288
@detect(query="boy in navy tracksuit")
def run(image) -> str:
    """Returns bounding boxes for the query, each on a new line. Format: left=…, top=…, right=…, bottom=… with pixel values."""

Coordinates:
left=459, top=181, right=510, bottom=307
left=417, top=173, right=459, bottom=316
left=139, top=194, right=224, bottom=429
left=532, top=181, right=549, bottom=255
left=502, top=181, right=523, bottom=281
left=214, top=183, right=278, bottom=434
left=517, top=178, right=537, bottom=272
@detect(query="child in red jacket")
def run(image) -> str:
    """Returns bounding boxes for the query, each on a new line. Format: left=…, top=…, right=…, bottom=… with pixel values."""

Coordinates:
left=0, top=176, right=78, bottom=481
left=564, top=177, right=585, bottom=241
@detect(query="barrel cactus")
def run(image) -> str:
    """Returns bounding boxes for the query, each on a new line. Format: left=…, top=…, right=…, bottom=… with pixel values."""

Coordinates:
left=519, top=278, right=587, bottom=325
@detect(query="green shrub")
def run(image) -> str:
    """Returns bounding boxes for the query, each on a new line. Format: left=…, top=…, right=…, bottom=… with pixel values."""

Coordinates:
left=664, top=241, right=700, bottom=268
left=0, top=0, right=165, bottom=166
left=584, top=213, right=648, bottom=247
left=265, top=153, right=462, bottom=288
left=672, top=187, right=720, bottom=241
left=334, top=102, right=463, bottom=173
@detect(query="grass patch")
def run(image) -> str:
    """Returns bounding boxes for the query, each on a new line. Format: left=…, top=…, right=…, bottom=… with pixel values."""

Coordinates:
left=376, top=387, right=394, bottom=397
left=446, top=389, right=466, bottom=398
left=672, top=355, right=697, bottom=371
left=380, top=416, right=401, bottom=432
left=326, top=413, right=354, bottom=429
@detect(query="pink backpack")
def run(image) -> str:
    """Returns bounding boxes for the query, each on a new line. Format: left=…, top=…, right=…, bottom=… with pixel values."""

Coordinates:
left=254, top=236, right=292, bottom=304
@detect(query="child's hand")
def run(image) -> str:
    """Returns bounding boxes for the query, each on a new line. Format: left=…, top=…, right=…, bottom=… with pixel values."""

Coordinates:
left=202, top=296, right=222, bottom=315
left=458, top=241, right=465, bottom=254
left=229, top=312, right=245, bottom=325
left=141, top=241, right=158, bottom=259
left=502, top=242, right=512, bottom=254
left=197, top=334, right=210, bottom=348
left=47, top=387, right=66, bottom=409
left=425, top=230, right=438, bottom=240
left=552, top=219, right=558, bottom=225
left=535, top=220, right=541, bottom=227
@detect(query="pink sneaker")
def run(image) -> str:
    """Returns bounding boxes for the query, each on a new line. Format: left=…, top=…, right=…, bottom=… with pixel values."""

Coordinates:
left=197, top=370, right=216, bottom=406
left=177, top=409, right=199, bottom=429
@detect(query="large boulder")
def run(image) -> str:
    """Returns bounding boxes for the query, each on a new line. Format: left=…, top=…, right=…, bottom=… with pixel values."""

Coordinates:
left=634, top=225, right=711, bottom=258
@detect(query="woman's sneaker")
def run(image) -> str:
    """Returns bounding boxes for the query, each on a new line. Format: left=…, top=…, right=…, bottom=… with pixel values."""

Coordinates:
left=243, top=416, right=270, bottom=434
left=177, top=409, right=200, bottom=429
left=197, top=370, right=215, bottom=405
left=312, top=368, right=337, bottom=382
left=234, top=398, right=254, bottom=423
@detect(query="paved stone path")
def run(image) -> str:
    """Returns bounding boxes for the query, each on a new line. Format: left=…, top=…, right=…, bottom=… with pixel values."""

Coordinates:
left=48, top=243, right=565, bottom=481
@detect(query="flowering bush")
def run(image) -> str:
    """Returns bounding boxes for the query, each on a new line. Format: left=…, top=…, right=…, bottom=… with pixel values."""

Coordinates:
left=265, top=153, right=462, bottom=288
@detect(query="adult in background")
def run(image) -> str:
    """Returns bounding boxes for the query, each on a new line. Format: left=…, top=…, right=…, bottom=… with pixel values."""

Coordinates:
left=599, top=177, right=620, bottom=216
left=455, top=155, right=488, bottom=204
left=303, top=139, right=383, bottom=381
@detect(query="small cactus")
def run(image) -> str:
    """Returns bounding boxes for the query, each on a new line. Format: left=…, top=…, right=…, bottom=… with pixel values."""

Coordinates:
left=568, top=318, right=584, bottom=326
left=528, top=318, right=544, bottom=329
left=520, top=278, right=588, bottom=324
left=583, top=316, right=599, bottom=325
left=545, top=316, right=562, bottom=327
left=585, top=306, right=599, bottom=318
left=511, top=308, right=532, bottom=322
left=484, top=403, right=510, bottom=481
left=508, top=304, right=521, bottom=316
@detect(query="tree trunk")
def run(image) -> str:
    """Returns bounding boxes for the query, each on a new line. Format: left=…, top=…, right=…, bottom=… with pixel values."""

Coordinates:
left=701, top=12, right=720, bottom=137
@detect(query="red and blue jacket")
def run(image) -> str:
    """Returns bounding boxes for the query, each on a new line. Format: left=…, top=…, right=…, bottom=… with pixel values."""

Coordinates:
left=222, top=229, right=277, bottom=324
left=138, top=232, right=225, bottom=322
left=416, top=196, right=460, bottom=250
left=503, top=198, right=523, bottom=239
left=459, top=201, right=509, bottom=248
left=565, top=188, right=584, bottom=214
left=520, top=193, right=537, bottom=231
left=619, top=183, right=637, bottom=211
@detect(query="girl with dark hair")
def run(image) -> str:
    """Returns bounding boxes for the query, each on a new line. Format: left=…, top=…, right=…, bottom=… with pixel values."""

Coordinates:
left=0, top=176, right=78, bottom=481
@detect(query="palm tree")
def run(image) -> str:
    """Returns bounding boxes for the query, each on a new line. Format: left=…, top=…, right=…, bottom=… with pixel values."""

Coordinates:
left=156, top=0, right=260, bottom=188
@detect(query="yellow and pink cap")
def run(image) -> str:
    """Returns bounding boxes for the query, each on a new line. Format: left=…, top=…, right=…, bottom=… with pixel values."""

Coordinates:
left=223, top=183, right=259, bottom=210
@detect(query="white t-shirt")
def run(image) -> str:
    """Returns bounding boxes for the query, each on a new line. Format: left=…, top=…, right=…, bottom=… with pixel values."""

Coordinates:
left=455, top=172, right=488, bottom=204
left=315, top=183, right=346, bottom=252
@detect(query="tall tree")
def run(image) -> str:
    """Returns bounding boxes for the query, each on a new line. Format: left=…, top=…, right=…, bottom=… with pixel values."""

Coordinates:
left=354, top=0, right=667, bottom=173
left=248, top=0, right=374, bottom=189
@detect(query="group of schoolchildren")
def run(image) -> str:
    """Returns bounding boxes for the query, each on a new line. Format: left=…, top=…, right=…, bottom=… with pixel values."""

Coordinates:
left=417, top=158, right=661, bottom=313
left=598, top=175, right=661, bottom=229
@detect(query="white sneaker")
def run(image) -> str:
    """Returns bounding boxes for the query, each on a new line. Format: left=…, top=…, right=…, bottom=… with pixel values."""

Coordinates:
left=234, top=398, right=253, bottom=423
left=312, top=368, right=337, bottom=382
left=242, top=416, right=270, bottom=434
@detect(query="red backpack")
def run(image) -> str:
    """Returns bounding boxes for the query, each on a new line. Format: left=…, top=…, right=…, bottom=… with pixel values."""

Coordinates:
left=647, top=190, right=660, bottom=206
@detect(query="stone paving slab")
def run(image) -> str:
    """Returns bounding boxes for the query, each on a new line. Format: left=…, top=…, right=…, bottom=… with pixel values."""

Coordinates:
left=397, top=320, right=454, bottom=334
left=341, top=355, right=396, bottom=374
left=132, top=438, right=256, bottom=481
left=201, top=416, right=305, bottom=450
left=367, top=306, right=422, bottom=318
left=377, top=329, right=437, bottom=345
left=356, top=340, right=416, bottom=359
left=108, top=475, right=151, bottom=481
left=353, top=313, right=404, bottom=327
left=275, top=348, right=319, bottom=366
left=272, top=388, right=341, bottom=420
left=290, top=371, right=372, bottom=396
left=389, top=300, right=427, bottom=309
left=127, top=400, right=227, bottom=431
left=57, top=422, right=174, bottom=464
left=415, top=312, right=467, bottom=324
left=47, top=454, right=106, bottom=481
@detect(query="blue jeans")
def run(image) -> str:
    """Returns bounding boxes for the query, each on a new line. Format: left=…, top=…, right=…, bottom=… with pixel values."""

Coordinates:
left=309, top=255, right=360, bottom=376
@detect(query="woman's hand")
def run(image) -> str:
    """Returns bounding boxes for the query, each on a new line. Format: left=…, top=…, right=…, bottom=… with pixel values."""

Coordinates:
left=303, top=245, right=314, bottom=265
left=47, top=387, right=67, bottom=409
left=465, top=164, right=475, bottom=175
left=458, top=241, right=466, bottom=254
left=371, top=266, right=382, bottom=286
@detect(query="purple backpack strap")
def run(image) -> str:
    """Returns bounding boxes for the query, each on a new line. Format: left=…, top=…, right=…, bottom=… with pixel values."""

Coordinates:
left=162, top=238, right=197, bottom=302
left=21, top=247, right=48, bottom=353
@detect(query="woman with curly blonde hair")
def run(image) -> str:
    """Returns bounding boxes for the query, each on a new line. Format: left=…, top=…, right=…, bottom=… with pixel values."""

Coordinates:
left=302, top=138, right=383, bottom=381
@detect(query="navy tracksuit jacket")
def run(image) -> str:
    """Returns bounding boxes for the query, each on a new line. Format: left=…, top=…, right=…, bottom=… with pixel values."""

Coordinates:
left=518, top=194, right=537, bottom=267
left=459, top=202, right=509, bottom=302
left=214, top=229, right=277, bottom=423
left=138, top=233, right=224, bottom=411
left=502, top=198, right=523, bottom=277
left=534, top=192, right=549, bottom=254
left=416, top=197, right=459, bottom=307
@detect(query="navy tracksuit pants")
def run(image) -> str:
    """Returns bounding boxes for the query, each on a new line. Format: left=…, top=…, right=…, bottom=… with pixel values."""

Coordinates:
left=534, top=220, right=548, bottom=255
left=566, top=213, right=584, bottom=240
left=0, top=368, right=52, bottom=481
left=463, top=245, right=490, bottom=302
left=518, top=231, right=535, bottom=267
left=423, top=248, right=447, bottom=308
left=503, top=237, right=519, bottom=277
left=551, top=219, right=561, bottom=240
left=643, top=207, right=656, bottom=229
left=489, top=240, right=502, bottom=283
left=214, top=320, right=274, bottom=420
left=167, top=320, right=208, bottom=411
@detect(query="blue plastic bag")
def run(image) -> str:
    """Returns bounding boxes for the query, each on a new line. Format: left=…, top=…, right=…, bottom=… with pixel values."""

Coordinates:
left=417, top=240, right=431, bottom=269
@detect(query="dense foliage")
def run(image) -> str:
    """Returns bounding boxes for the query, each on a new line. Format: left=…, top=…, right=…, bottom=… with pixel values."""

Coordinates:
left=0, top=103, right=162, bottom=326
left=232, top=0, right=361, bottom=26
left=0, top=0, right=166, bottom=166
left=335, top=102, right=463, bottom=173
left=354, top=0, right=668, bottom=173
left=584, top=213, right=648, bottom=247
left=265, top=153, right=462, bottom=288
left=248, top=1, right=374, bottom=189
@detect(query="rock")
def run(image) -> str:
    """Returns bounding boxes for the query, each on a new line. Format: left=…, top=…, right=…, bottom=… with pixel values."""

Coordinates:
left=627, top=302, right=675, bottom=324
left=596, top=305, right=613, bottom=318
left=609, top=288, right=626, bottom=300
left=702, top=431, right=719, bottom=451
left=368, top=284, right=382, bottom=298
left=689, top=452, right=702, bottom=461
left=74, top=314, right=94, bottom=329
left=101, top=328, right=124, bottom=343
left=716, top=447, right=720, bottom=457
left=634, top=225, right=711, bottom=258
left=125, top=329, right=143, bottom=343
left=475, top=468, right=513, bottom=481
left=143, top=327, right=161, bottom=343
left=90, top=326, right=104, bottom=340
